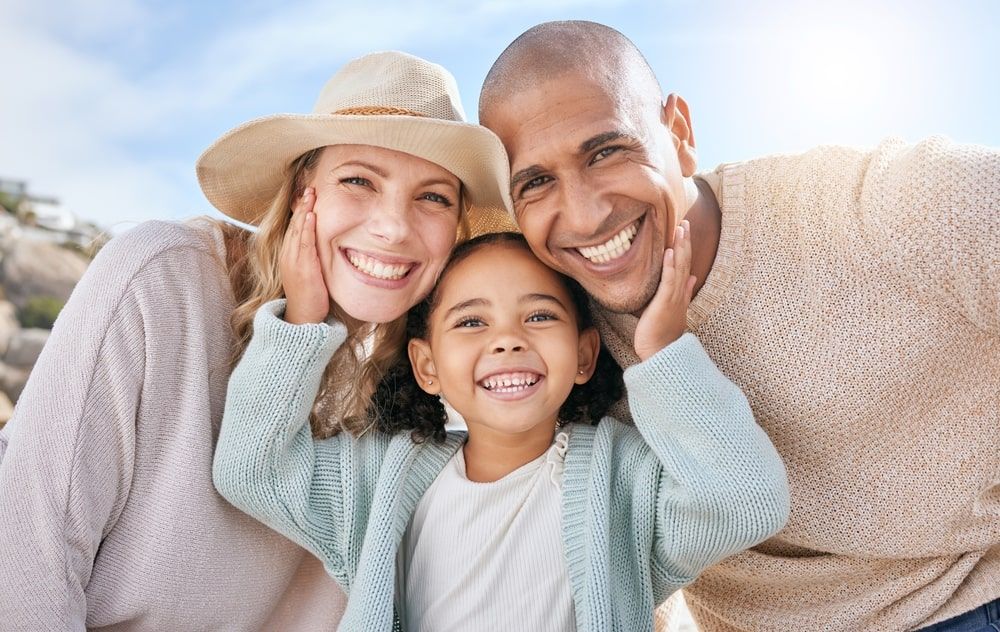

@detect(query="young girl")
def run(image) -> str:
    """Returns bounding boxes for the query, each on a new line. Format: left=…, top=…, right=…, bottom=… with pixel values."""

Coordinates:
left=214, top=228, right=790, bottom=631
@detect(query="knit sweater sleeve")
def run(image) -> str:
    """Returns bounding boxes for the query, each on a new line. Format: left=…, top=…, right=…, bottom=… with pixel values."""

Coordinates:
left=622, top=333, right=790, bottom=590
left=0, top=221, right=209, bottom=630
left=213, top=300, right=361, bottom=585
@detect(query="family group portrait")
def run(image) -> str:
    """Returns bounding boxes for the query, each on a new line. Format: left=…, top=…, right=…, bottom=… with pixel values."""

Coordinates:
left=0, top=1, right=996, bottom=630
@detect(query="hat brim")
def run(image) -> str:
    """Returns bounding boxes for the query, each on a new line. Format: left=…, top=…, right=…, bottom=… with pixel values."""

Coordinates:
left=195, top=113, right=513, bottom=227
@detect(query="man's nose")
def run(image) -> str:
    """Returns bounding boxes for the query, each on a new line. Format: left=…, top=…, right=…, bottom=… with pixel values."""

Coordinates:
left=557, top=175, right=607, bottom=236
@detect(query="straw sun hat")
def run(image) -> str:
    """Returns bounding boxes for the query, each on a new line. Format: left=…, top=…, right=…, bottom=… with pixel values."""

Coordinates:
left=196, top=51, right=514, bottom=232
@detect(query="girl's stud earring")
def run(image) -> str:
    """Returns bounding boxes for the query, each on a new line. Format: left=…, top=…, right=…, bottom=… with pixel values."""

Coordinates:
left=427, top=379, right=433, bottom=385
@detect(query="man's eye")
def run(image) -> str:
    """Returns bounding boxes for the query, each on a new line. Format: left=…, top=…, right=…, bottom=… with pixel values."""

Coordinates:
left=591, top=146, right=621, bottom=163
left=520, top=175, right=551, bottom=195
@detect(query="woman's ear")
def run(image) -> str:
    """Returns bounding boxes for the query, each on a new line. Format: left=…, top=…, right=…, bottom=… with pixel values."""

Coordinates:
left=408, top=338, right=441, bottom=395
left=575, top=327, right=601, bottom=384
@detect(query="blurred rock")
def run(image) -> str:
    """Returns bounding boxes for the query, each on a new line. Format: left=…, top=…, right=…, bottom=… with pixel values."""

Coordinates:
left=0, top=238, right=88, bottom=310
left=0, top=361, right=31, bottom=402
left=0, top=390, right=13, bottom=425
left=0, top=300, right=18, bottom=356
left=4, top=328, right=49, bottom=368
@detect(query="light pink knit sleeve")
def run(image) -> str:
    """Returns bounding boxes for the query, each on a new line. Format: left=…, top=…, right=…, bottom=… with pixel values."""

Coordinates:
left=0, top=229, right=149, bottom=630
left=867, top=137, right=1000, bottom=333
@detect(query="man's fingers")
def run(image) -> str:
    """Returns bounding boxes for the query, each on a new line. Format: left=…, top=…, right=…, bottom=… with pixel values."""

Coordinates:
left=674, top=220, right=692, bottom=283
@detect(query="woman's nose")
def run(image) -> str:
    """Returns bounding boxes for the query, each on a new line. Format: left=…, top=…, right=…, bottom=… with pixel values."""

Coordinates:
left=366, top=197, right=412, bottom=244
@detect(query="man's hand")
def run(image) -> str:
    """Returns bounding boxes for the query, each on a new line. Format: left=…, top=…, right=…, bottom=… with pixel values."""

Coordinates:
left=280, top=187, right=330, bottom=324
left=634, top=220, right=697, bottom=361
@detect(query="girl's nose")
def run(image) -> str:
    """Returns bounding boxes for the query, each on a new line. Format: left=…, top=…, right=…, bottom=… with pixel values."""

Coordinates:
left=490, top=328, right=528, bottom=354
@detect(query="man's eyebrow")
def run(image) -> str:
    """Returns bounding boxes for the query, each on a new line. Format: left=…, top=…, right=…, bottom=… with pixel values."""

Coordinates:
left=579, top=130, right=632, bottom=154
left=443, top=297, right=489, bottom=319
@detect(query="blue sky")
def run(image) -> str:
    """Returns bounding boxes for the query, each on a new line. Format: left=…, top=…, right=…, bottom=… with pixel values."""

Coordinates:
left=2, top=0, right=998, bottom=230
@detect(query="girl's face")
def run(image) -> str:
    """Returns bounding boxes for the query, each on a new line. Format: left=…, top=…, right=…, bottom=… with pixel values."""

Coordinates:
left=306, top=144, right=462, bottom=323
left=409, top=244, right=599, bottom=439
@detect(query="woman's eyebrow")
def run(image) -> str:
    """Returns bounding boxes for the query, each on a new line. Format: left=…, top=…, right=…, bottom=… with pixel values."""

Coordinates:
left=333, top=160, right=388, bottom=177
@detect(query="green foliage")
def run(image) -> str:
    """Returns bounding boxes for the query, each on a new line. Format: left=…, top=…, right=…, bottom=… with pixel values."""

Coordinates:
left=18, top=296, right=65, bottom=330
left=0, top=191, right=17, bottom=214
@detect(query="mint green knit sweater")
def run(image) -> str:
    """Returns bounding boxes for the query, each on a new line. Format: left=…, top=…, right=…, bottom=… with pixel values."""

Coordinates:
left=213, top=301, right=790, bottom=631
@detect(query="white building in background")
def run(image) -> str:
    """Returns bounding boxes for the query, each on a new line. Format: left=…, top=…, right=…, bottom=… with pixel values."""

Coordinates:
left=0, top=178, right=104, bottom=248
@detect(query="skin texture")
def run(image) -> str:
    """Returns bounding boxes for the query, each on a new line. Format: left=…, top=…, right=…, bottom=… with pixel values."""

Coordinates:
left=281, top=144, right=462, bottom=325
left=482, top=71, right=719, bottom=316
left=408, top=235, right=693, bottom=482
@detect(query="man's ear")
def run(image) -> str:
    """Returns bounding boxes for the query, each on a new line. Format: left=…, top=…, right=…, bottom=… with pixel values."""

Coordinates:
left=575, top=327, right=601, bottom=384
left=662, top=93, right=698, bottom=177
left=408, top=338, right=441, bottom=395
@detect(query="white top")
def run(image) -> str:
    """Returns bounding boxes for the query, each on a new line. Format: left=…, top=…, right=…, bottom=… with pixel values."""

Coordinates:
left=403, top=431, right=574, bottom=632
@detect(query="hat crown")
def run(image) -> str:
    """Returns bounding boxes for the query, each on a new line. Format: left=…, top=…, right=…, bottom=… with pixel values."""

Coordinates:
left=313, top=51, right=467, bottom=122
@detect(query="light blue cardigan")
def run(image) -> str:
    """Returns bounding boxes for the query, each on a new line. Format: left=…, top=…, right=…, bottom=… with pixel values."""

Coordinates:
left=213, top=301, right=789, bottom=631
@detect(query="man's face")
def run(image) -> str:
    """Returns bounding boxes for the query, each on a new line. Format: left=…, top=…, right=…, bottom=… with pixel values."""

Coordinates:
left=485, top=73, right=689, bottom=314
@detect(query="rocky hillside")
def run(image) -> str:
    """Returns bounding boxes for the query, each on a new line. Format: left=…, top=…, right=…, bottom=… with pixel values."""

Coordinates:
left=0, top=234, right=93, bottom=426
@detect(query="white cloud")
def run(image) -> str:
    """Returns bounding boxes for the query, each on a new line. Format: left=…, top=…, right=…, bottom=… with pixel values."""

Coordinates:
left=0, top=0, right=531, bottom=229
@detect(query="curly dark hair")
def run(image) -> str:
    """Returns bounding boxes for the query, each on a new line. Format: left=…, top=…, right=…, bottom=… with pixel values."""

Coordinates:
left=368, top=232, right=624, bottom=444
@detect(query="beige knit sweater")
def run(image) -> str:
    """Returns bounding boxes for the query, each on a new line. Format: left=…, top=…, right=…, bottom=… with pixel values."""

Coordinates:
left=595, top=137, right=999, bottom=631
left=0, top=220, right=346, bottom=630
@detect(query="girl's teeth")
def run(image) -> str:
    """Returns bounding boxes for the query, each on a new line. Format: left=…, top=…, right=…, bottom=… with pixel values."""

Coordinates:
left=347, top=252, right=412, bottom=280
left=481, top=373, right=540, bottom=391
left=577, top=221, right=639, bottom=264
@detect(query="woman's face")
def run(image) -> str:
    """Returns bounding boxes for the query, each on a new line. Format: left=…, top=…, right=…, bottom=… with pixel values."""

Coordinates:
left=305, top=144, right=462, bottom=323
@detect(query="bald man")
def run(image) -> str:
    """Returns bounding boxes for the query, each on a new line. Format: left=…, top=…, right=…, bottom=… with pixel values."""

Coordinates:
left=480, top=21, right=1000, bottom=632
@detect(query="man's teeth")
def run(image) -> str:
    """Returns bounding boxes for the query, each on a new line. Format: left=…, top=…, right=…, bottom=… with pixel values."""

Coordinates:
left=577, top=221, right=639, bottom=264
left=347, top=252, right=412, bottom=280
left=480, top=372, right=540, bottom=392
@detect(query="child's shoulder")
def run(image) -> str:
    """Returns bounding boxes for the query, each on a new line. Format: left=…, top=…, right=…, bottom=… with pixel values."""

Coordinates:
left=578, top=417, right=652, bottom=458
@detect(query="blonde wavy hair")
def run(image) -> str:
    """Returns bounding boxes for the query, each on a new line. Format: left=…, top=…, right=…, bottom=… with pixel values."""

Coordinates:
left=219, top=147, right=472, bottom=439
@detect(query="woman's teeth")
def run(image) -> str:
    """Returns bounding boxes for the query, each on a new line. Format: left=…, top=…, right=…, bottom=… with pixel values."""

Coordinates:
left=479, top=372, right=540, bottom=392
left=577, top=220, right=639, bottom=264
left=347, top=252, right=412, bottom=280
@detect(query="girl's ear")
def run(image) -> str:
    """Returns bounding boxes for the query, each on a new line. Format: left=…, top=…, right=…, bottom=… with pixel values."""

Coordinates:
left=575, top=327, right=600, bottom=384
left=408, top=338, right=441, bottom=395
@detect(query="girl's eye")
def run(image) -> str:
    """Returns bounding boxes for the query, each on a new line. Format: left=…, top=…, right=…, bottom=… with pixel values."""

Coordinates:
left=421, top=192, right=454, bottom=206
left=455, top=316, right=484, bottom=328
left=591, top=146, right=621, bottom=164
left=527, top=311, right=558, bottom=323
left=341, top=176, right=372, bottom=187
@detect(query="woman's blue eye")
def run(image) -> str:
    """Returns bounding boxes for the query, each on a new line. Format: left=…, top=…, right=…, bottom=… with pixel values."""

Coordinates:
left=342, top=176, right=371, bottom=186
left=422, top=192, right=453, bottom=206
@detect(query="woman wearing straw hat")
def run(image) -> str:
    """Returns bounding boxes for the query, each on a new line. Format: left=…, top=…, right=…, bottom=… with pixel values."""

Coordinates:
left=0, top=51, right=512, bottom=630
